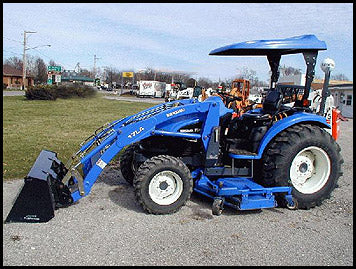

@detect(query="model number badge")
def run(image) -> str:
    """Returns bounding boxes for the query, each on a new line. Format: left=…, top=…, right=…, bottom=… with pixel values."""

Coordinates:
left=128, top=127, right=144, bottom=138
left=166, top=108, right=185, bottom=118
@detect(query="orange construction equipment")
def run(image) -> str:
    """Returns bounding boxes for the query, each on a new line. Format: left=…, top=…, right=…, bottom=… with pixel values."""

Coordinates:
left=228, top=79, right=252, bottom=116
left=201, top=79, right=254, bottom=116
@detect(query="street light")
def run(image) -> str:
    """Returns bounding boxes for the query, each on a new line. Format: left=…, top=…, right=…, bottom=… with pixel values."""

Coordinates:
left=26, top=44, right=51, bottom=51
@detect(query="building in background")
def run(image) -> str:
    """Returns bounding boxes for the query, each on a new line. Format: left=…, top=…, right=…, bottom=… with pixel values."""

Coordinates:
left=3, top=64, right=34, bottom=89
left=278, top=73, right=306, bottom=86
left=61, top=70, right=94, bottom=86
left=311, top=79, right=353, bottom=118
left=328, top=83, right=353, bottom=118
left=278, top=74, right=353, bottom=118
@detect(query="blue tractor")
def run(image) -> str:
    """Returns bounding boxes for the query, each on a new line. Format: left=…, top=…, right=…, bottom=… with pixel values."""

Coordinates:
left=6, top=35, right=343, bottom=222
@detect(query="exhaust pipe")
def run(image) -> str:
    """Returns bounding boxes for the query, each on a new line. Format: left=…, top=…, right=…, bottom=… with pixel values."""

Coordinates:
left=5, top=150, right=73, bottom=223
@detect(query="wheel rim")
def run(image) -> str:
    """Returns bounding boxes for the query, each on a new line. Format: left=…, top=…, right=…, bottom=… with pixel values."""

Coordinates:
left=148, top=170, right=183, bottom=205
left=289, top=146, right=331, bottom=194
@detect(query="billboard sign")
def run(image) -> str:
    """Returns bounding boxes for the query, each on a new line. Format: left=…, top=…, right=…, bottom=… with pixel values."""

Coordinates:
left=122, top=72, right=134, bottom=78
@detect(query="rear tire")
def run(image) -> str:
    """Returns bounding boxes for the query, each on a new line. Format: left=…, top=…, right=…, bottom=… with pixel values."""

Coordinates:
left=262, top=124, right=343, bottom=209
left=133, top=155, right=193, bottom=214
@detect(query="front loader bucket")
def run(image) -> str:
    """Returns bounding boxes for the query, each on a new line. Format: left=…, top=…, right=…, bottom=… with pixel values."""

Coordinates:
left=5, top=150, right=72, bottom=223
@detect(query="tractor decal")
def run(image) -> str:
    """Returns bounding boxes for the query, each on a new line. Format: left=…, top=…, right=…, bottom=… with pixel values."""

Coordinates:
left=166, top=108, right=185, bottom=118
left=128, top=127, right=145, bottom=138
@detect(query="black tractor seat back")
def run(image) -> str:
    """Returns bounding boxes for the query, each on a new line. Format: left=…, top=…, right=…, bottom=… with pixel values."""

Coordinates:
left=241, top=90, right=283, bottom=120
left=262, top=90, right=283, bottom=114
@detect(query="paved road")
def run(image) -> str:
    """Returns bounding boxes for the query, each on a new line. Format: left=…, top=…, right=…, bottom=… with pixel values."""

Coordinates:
left=103, top=94, right=165, bottom=104
left=3, top=119, right=353, bottom=266
left=3, top=90, right=25, bottom=96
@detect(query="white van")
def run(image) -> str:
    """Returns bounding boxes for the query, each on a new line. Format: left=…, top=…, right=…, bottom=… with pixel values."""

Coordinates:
left=137, top=80, right=166, bottom=98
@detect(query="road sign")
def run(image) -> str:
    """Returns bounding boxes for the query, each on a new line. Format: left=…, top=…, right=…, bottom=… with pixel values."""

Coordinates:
left=122, top=72, right=134, bottom=78
left=47, top=79, right=52, bottom=85
left=55, top=75, right=61, bottom=83
left=47, top=66, right=62, bottom=72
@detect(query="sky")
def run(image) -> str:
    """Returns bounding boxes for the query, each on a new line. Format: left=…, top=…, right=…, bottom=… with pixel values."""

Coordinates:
left=3, top=3, right=353, bottom=83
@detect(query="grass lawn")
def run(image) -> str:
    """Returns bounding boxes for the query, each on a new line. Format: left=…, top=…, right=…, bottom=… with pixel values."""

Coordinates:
left=3, top=95, right=153, bottom=180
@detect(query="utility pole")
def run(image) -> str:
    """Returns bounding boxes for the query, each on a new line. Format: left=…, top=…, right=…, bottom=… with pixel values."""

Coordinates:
left=22, top=31, right=36, bottom=90
left=93, top=55, right=100, bottom=80
left=74, top=62, right=81, bottom=73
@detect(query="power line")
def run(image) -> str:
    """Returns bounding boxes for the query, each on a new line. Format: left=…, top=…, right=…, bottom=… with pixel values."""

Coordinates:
left=5, top=34, right=101, bottom=71
left=31, top=48, right=71, bottom=69
left=30, top=48, right=51, bottom=59
left=3, top=36, right=23, bottom=44
left=3, top=49, right=23, bottom=56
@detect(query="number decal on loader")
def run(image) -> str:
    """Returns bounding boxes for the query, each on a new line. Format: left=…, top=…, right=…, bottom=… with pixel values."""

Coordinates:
left=128, top=127, right=144, bottom=138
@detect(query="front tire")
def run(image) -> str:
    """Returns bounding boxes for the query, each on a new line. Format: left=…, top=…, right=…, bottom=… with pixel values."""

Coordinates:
left=133, top=155, right=193, bottom=214
left=262, top=124, right=343, bottom=209
left=119, top=143, right=139, bottom=185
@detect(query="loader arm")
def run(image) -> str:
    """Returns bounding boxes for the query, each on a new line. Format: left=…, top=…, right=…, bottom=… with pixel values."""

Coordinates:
left=66, top=96, right=231, bottom=201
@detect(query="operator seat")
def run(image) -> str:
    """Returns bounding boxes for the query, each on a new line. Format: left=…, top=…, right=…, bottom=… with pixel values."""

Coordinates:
left=240, top=90, right=283, bottom=121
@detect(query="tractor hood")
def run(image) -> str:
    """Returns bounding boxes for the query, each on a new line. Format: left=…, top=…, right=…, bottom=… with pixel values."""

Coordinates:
left=209, top=35, right=327, bottom=56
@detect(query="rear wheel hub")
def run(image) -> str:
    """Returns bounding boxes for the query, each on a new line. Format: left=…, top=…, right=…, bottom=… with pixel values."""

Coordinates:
left=290, top=146, right=331, bottom=194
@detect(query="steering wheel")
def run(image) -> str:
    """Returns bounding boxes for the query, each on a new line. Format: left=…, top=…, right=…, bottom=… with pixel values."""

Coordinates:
left=216, top=91, right=242, bottom=105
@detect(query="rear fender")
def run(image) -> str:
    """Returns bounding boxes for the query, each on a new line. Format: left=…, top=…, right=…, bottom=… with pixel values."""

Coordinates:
left=256, top=112, right=330, bottom=159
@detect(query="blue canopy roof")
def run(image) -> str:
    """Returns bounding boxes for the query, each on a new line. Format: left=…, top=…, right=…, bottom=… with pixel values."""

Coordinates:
left=209, top=35, right=327, bottom=56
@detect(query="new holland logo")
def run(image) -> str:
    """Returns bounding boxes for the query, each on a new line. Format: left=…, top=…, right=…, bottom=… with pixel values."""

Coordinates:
left=128, top=127, right=144, bottom=138
left=166, top=108, right=185, bottom=118
left=24, top=215, right=40, bottom=221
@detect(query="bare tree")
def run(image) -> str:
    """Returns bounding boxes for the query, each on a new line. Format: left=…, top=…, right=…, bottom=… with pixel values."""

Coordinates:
left=4, top=56, right=23, bottom=70
left=78, top=68, right=93, bottom=78
left=331, top=73, right=349, bottom=81
left=134, top=68, right=191, bottom=84
left=235, top=67, right=267, bottom=87
left=26, top=55, right=37, bottom=76
left=197, top=77, right=213, bottom=88
left=103, top=66, right=122, bottom=85
left=48, top=59, right=57, bottom=66
left=140, top=67, right=155, bottom=81
left=171, top=73, right=191, bottom=84
left=279, top=65, right=302, bottom=76
left=34, top=57, right=47, bottom=84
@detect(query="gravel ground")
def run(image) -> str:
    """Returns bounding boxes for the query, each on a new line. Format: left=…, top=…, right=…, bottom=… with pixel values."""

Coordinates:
left=3, top=119, right=353, bottom=266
